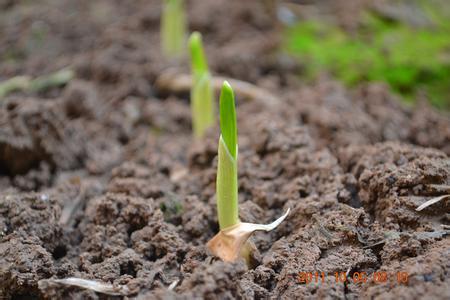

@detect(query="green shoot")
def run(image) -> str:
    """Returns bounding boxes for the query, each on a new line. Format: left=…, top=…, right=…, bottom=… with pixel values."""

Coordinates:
left=161, top=0, right=186, bottom=58
left=189, top=32, right=208, bottom=77
left=191, top=73, right=214, bottom=137
left=219, top=82, right=237, bottom=159
left=207, top=81, right=289, bottom=263
left=216, top=81, right=238, bottom=229
left=189, top=32, right=214, bottom=137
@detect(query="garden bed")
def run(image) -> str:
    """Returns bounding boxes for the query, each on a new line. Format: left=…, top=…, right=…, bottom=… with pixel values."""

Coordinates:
left=0, top=0, right=449, bottom=299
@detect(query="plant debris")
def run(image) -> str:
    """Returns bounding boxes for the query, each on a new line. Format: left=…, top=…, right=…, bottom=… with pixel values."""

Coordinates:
left=416, top=194, right=450, bottom=211
left=38, top=278, right=131, bottom=296
left=0, top=68, right=73, bottom=99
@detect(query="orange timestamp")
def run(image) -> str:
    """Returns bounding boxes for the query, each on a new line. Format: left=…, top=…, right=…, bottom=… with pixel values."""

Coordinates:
left=297, top=271, right=409, bottom=285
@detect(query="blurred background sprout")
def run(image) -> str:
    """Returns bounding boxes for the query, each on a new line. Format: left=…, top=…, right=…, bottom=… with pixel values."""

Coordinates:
left=189, top=32, right=215, bottom=138
left=161, top=0, right=186, bottom=58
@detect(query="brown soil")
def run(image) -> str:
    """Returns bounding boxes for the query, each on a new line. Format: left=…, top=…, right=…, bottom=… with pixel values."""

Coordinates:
left=1, top=0, right=449, bottom=299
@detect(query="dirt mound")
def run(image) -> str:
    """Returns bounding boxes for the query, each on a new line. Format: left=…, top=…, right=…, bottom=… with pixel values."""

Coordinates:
left=0, top=0, right=449, bottom=299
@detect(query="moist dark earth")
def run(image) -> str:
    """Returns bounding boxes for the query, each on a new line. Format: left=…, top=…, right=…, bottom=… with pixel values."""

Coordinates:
left=1, top=0, right=449, bottom=299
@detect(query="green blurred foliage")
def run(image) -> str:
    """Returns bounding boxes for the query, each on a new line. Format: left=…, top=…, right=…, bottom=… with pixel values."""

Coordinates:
left=283, top=3, right=450, bottom=109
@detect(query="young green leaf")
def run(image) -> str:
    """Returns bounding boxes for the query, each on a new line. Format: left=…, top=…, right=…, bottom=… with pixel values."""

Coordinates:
left=216, top=81, right=239, bottom=230
left=219, top=81, right=237, bottom=159
left=189, top=32, right=208, bottom=77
